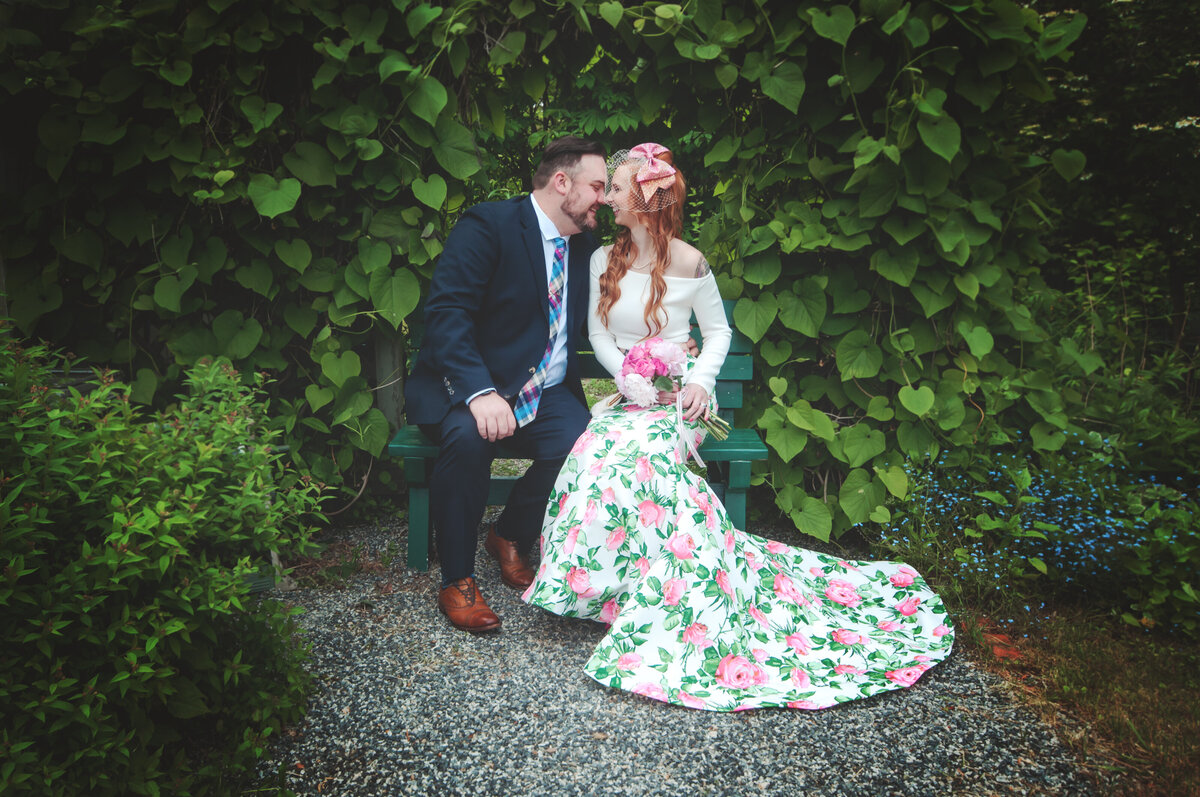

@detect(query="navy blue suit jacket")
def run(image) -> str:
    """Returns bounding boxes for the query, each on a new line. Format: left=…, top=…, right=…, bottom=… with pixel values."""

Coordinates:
left=405, top=195, right=597, bottom=426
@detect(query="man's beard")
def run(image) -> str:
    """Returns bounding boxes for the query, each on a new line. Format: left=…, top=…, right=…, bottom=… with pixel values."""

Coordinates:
left=561, top=191, right=598, bottom=232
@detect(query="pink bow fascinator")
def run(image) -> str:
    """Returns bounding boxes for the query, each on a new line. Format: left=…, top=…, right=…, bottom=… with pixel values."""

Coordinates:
left=629, top=142, right=677, bottom=195
left=607, top=142, right=681, bottom=212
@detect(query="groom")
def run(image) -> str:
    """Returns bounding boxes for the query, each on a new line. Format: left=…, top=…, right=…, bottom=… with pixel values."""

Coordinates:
left=404, top=136, right=608, bottom=632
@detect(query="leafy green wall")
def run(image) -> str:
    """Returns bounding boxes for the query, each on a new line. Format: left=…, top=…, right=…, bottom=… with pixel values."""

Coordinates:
left=0, top=0, right=1085, bottom=537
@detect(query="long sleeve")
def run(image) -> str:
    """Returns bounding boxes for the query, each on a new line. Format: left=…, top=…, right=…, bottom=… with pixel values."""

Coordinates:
left=683, top=269, right=731, bottom=394
left=587, top=248, right=628, bottom=377
left=423, top=207, right=500, bottom=402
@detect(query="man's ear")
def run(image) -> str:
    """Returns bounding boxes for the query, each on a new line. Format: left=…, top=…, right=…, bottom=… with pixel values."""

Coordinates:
left=552, top=170, right=570, bottom=195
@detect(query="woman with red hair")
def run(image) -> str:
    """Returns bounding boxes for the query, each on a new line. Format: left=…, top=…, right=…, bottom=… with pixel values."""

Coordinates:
left=523, top=143, right=953, bottom=712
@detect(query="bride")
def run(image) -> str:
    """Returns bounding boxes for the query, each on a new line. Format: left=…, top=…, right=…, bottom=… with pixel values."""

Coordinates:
left=522, top=143, right=953, bottom=711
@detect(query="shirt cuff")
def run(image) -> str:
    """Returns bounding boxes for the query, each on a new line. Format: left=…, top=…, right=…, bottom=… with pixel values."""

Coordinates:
left=466, top=387, right=497, bottom=405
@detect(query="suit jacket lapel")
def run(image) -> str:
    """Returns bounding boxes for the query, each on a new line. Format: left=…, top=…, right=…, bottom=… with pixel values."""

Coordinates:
left=518, top=197, right=550, bottom=321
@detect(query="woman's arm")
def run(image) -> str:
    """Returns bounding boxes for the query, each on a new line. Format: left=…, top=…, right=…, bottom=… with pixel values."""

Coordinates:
left=587, top=248, right=627, bottom=377
left=683, top=265, right=732, bottom=395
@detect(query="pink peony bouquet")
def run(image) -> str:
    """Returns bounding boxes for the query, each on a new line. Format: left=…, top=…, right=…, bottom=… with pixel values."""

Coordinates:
left=613, top=337, right=730, bottom=441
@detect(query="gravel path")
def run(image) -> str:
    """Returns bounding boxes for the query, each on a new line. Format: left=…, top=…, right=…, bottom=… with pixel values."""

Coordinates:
left=254, top=519, right=1111, bottom=796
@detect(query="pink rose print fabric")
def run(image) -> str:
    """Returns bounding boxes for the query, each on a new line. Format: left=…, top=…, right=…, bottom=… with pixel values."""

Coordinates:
left=522, top=376, right=953, bottom=711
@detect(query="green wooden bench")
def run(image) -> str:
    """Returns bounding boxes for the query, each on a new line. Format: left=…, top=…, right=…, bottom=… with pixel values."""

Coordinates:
left=387, top=300, right=768, bottom=570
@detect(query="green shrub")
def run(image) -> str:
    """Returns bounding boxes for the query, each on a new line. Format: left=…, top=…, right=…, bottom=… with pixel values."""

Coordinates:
left=0, top=322, right=323, bottom=795
left=878, top=435, right=1200, bottom=638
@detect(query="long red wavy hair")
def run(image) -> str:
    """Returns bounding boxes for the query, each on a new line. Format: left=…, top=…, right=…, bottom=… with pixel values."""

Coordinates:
left=597, top=150, right=687, bottom=336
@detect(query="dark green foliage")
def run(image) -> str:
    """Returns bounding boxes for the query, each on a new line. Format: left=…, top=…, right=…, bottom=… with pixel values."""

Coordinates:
left=0, top=322, right=322, bottom=795
left=1028, top=0, right=1200, bottom=475
left=884, top=434, right=1200, bottom=638
left=0, top=0, right=1088, bottom=528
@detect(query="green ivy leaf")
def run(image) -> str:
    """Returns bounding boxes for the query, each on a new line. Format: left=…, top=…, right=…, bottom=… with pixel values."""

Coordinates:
left=598, top=0, right=623, bottom=27
left=777, top=282, right=826, bottom=338
left=370, top=268, right=420, bottom=329
left=835, top=329, right=882, bottom=379
left=1060, top=339, right=1103, bottom=375
left=897, top=385, right=935, bottom=416
left=714, top=63, right=738, bottom=88
left=285, top=304, right=318, bottom=337
left=213, top=310, right=263, bottom=360
left=406, top=4, right=442, bottom=37
left=838, top=425, right=886, bottom=468
left=130, top=368, right=158, bottom=405
left=159, top=59, right=192, bottom=86
left=787, top=401, right=835, bottom=441
left=379, top=50, right=414, bottom=81
left=705, top=135, right=740, bottom=166
left=412, top=173, right=447, bottom=209
left=761, top=339, right=792, bottom=366
left=882, top=215, right=925, bottom=246
left=357, top=238, right=393, bottom=274
left=743, top=251, right=781, bottom=285
left=917, top=114, right=962, bottom=162
left=344, top=407, right=390, bottom=456
left=793, top=496, right=833, bottom=542
left=870, top=247, right=919, bottom=286
left=882, top=4, right=909, bottom=35
left=959, top=324, right=994, bottom=357
left=808, top=5, right=856, bottom=45
left=234, top=259, right=274, bottom=296
left=854, top=136, right=884, bottom=169
left=1050, top=148, right=1086, bottom=181
left=247, top=175, right=301, bottom=219
left=284, top=142, right=337, bottom=188
left=911, top=281, right=955, bottom=318
left=839, top=468, right=883, bottom=524
left=240, top=96, right=283, bottom=133
left=369, top=207, right=409, bottom=240
left=733, top=295, right=778, bottom=343
left=490, top=31, right=527, bottom=68
left=320, top=350, right=361, bottom=388
left=766, top=424, right=808, bottom=463
left=760, top=61, right=806, bottom=114
left=154, top=275, right=183, bottom=313
left=408, top=76, right=448, bottom=126
left=274, top=239, right=312, bottom=273
left=305, top=384, right=334, bottom=411
left=876, top=464, right=909, bottom=499
left=432, top=117, right=480, bottom=179
left=866, top=395, right=893, bottom=421
left=953, top=272, right=980, bottom=300
left=332, top=386, right=374, bottom=425
left=1030, top=421, right=1067, bottom=451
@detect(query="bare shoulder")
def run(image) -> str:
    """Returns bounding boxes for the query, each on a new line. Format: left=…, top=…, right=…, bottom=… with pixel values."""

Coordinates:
left=666, top=239, right=710, bottom=278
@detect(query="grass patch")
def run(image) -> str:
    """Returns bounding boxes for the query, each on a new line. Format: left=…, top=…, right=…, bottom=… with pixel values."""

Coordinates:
left=871, top=448, right=1200, bottom=796
left=960, top=606, right=1200, bottom=796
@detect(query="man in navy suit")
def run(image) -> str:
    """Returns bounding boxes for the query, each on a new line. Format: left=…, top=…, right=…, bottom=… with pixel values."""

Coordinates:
left=405, top=137, right=608, bottom=632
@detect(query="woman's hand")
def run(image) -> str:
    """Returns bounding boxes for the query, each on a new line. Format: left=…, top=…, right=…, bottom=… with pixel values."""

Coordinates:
left=679, top=383, right=709, bottom=422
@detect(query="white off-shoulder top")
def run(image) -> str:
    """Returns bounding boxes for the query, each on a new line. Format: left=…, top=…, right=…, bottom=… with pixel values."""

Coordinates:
left=587, top=247, right=732, bottom=394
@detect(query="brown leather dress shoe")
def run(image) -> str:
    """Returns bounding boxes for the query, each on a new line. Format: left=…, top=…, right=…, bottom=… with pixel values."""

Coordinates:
left=484, top=525, right=535, bottom=589
left=438, top=577, right=500, bottom=632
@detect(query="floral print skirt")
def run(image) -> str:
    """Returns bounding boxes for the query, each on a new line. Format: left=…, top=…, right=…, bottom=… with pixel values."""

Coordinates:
left=521, top=403, right=954, bottom=711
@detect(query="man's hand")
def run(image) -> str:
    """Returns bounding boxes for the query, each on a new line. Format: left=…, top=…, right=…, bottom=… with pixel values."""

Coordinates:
left=469, top=392, right=516, bottom=441
left=684, top=334, right=700, bottom=357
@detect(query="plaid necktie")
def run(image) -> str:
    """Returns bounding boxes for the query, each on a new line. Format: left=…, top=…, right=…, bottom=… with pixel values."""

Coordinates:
left=513, top=237, right=566, bottom=427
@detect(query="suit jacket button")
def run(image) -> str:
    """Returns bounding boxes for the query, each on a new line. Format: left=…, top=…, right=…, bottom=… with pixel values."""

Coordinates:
left=529, top=366, right=536, bottom=373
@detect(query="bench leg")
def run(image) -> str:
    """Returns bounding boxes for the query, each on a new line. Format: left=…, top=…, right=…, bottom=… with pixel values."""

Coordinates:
left=403, top=457, right=432, bottom=571
left=724, top=460, right=751, bottom=531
